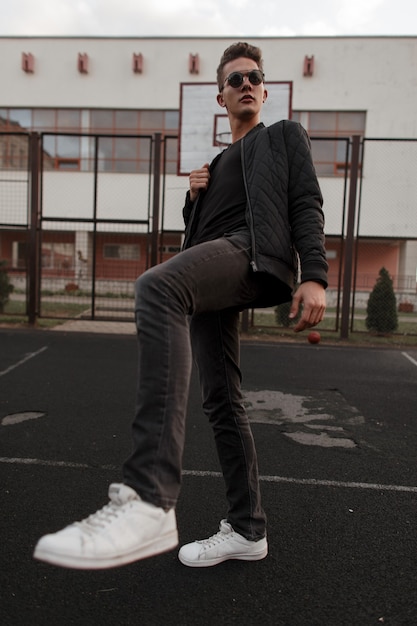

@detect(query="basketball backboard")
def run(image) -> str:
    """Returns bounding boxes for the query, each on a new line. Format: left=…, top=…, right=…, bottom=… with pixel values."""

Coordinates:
left=178, top=81, right=292, bottom=176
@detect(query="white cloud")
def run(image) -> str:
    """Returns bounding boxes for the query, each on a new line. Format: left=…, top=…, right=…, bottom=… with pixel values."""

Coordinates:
left=0, top=0, right=416, bottom=37
left=336, top=0, right=386, bottom=30
left=260, top=26, right=297, bottom=37
left=299, top=20, right=338, bottom=36
left=226, top=0, right=250, bottom=8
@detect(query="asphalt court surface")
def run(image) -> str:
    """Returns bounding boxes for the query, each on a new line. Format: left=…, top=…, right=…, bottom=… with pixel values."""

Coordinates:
left=1, top=327, right=417, bottom=625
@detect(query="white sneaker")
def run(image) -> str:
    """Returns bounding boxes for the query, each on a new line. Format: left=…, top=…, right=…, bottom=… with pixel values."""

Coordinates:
left=33, top=483, right=178, bottom=569
left=178, top=519, right=268, bottom=567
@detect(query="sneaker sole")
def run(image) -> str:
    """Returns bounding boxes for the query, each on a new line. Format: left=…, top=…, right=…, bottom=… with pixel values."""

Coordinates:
left=178, top=543, right=268, bottom=568
left=33, top=530, right=179, bottom=570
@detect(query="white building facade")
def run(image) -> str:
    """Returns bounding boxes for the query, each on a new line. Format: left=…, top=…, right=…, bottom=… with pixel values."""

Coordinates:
left=1, top=35, right=417, bottom=302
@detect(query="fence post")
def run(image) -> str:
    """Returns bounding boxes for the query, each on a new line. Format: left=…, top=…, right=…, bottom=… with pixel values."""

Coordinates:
left=241, top=309, right=249, bottom=333
left=340, top=135, right=361, bottom=339
left=91, top=136, right=99, bottom=320
left=28, top=132, right=41, bottom=326
left=150, top=133, right=162, bottom=267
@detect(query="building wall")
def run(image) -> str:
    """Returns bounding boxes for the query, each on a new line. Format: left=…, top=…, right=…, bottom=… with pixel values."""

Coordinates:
left=325, top=238, right=401, bottom=291
left=0, top=228, right=182, bottom=283
left=1, top=36, right=417, bottom=291
left=0, top=36, right=416, bottom=136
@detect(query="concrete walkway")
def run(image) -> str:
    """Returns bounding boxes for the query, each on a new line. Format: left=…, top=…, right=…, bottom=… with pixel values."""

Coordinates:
left=51, top=319, right=136, bottom=334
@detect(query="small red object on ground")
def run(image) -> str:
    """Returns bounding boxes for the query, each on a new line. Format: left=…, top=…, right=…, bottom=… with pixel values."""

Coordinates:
left=308, top=331, right=321, bottom=344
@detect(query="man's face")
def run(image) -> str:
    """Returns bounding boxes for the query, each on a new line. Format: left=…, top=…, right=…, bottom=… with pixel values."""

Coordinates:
left=217, top=57, right=267, bottom=119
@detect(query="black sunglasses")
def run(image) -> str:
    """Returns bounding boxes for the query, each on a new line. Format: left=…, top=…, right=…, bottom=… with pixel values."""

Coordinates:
left=221, top=69, right=265, bottom=91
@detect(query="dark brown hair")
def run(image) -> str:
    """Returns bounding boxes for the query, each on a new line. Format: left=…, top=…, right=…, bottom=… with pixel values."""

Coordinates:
left=216, top=42, right=264, bottom=90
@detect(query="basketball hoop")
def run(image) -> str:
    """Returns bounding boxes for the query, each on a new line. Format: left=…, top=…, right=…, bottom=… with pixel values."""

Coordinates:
left=214, top=132, right=232, bottom=148
left=178, top=81, right=292, bottom=175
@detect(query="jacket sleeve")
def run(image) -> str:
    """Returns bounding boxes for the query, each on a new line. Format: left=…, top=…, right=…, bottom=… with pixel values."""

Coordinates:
left=182, top=190, right=193, bottom=226
left=284, top=121, right=328, bottom=288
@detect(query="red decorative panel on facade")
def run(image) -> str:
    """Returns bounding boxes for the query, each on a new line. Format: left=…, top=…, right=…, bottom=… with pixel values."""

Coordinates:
left=22, top=52, right=35, bottom=73
left=78, top=53, right=89, bottom=74
left=188, top=53, right=199, bottom=74
left=303, top=55, right=314, bottom=77
left=132, top=53, right=143, bottom=73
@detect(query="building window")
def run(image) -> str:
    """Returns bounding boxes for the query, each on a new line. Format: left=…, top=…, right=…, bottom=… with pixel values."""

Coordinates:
left=55, top=158, right=80, bottom=170
left=0, top=128, right=30, bottom=171
left=292, top=111, right=366, bottom=177
left=90, top=109, right=179, bottom=174
left=0, top=108, right=179, bottom=174
left=159, top=245, right=181, bottom=254
left=103, top=244, right=140, bottom=260
left=12, top=241, right=29, bottom=269
left=41, top=242, right=75, bottom=270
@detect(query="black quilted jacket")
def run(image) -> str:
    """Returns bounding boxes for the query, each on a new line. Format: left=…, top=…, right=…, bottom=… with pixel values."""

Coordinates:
left=183, top=120, right=328, bottom=306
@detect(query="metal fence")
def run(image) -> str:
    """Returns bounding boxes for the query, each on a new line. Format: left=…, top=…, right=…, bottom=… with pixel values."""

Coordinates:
left=1, top=132, right=416, bottom=337
left=246, top=136, right=417, bottom=338
left=352, top=138, right=417, bottom=336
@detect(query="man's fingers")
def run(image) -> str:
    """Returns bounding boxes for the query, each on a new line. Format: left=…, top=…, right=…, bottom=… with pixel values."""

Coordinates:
left=293, top=304, right=325, bottom=332
left=189, top=164, right=210, bottom=200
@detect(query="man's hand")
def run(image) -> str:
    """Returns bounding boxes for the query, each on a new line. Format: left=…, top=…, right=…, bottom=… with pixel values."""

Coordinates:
left=289, top=281, right=326, bottom=333
left=189, top=163, right=210, bottom=202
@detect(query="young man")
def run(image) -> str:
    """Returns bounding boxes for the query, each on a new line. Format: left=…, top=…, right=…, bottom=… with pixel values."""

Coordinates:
left=34, top=42, right=327, bottom=570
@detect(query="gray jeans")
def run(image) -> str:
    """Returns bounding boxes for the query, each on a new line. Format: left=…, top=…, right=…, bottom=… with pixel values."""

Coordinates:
left=122, top=232, right=269, bottom=540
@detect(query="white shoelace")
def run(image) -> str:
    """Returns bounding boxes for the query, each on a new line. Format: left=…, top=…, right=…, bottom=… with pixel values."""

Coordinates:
left=74, top=500, right=129, bottom=533
left=197, top=525, right=232, bottom=548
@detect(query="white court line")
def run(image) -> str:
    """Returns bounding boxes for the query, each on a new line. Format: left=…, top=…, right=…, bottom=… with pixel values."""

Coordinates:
left=0, top=457, right=90, bottom=468
left=183, top=469, right=417, bottom=493
left=257, top=474, right=417, bottom=493
left=1, top=457, right=417, bottom=494
left=402, top=351, right=417, bottom=367
left=0, top=346, right=48, bottom=378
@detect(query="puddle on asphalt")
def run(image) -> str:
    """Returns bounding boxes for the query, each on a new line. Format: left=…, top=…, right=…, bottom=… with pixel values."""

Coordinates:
left=243, top=389, right=364, bottom=449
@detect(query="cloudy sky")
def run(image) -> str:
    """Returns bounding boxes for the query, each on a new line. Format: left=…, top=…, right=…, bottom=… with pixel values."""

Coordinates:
left=0, top=0, right=416, bottom=37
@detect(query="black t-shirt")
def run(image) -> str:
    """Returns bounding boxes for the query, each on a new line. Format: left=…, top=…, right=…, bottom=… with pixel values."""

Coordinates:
left=189, top=139, right=248, bottom=246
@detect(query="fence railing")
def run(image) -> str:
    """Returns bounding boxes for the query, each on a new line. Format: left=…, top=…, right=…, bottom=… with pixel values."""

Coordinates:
left=1, top=132, right=416, bottom=337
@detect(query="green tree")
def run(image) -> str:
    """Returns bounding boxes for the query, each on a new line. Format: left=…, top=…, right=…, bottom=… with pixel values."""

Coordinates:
left=0, top=260, right=14, bottom=314
left=366, top=267, right=398, bottom=335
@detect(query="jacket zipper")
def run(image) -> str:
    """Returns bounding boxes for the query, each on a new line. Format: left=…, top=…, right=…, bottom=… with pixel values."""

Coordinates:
left=240, top=138, right=258, bottom=272
left=182, top=193, right=200, bottom=250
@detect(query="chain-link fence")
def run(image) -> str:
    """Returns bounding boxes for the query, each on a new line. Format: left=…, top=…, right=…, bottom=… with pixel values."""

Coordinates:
left=351, top=138, right=417, bottom=336
left=0, top=131, right=31, bottom=317
left=37, top=132, right=154, bottom=321
left=1, top=132, right=416, bottom=337
left=247, top=136, right=417, bottom=338
left=0, top=132, right=188, bottom=322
